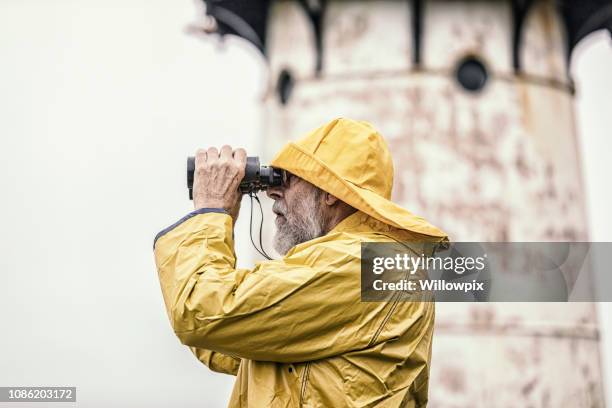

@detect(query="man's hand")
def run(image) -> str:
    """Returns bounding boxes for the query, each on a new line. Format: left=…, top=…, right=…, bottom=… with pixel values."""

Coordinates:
left=193, top=145, right=246, bottom=222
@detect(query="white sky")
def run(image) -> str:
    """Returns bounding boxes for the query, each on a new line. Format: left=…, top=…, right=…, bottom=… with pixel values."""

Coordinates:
left=572, top=31, right=612, bottom=406
left=0, top=1, right=610, bottom=407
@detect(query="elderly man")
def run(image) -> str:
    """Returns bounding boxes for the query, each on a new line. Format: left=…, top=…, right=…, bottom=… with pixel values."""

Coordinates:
left=153, top=118, right=448, bottom=407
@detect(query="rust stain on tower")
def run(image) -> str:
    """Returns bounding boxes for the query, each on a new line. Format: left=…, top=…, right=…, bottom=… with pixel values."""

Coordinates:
left=198, top=0, right=612, bottom=406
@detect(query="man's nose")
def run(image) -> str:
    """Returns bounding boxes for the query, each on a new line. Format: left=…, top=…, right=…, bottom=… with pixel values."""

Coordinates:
left=266, top=186, right=283, bottom=200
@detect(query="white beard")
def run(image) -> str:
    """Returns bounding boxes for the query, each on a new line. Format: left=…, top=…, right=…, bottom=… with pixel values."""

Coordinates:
left=273, top=190, right=325, bottom=255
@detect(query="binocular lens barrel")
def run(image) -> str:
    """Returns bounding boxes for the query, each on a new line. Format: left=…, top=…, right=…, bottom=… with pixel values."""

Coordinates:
left=187, top=156, right=284, bottom=200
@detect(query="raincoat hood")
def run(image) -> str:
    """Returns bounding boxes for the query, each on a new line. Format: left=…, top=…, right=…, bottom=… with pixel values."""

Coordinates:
left=271, top=117, right=448, bottom=239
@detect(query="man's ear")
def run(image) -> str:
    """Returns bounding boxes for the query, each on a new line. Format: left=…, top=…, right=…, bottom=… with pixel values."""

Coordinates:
left=324, top=192, right=339, bottom=206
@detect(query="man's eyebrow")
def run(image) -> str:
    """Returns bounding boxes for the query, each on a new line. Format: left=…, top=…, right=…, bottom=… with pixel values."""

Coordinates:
left=282, top=171, right=294, bottom=186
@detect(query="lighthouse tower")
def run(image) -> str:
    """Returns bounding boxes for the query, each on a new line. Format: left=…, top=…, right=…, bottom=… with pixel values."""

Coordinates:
left=200, top=0, right=612, bottom=405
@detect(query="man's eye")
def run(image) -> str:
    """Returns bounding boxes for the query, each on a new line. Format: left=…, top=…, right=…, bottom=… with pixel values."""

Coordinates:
left=282, top=172, right=292, bottom=187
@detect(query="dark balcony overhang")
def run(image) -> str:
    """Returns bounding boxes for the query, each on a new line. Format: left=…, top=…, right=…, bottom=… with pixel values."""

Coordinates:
left=201, top=0, right=612, bottom=72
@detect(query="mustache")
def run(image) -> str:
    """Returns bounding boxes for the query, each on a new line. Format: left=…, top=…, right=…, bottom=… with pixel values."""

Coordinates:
left=272, top=200, right=288, bottom=216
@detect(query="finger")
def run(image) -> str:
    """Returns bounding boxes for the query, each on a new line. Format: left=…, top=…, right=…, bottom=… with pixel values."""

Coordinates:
left=233, top=148, right=247, bottom=178
left=233, top=148, right=246, bottom=164
left=195, top=148, right=207, bottom=168
left=220, top=145, right=233, bottom=161
left=206, top=147, right=219, bottom=164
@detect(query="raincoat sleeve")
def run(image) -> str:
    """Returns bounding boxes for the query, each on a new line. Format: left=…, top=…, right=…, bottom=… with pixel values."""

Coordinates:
left=189, top=347, right=241, bottom=376
left=154, top=211, right=396, bottom=363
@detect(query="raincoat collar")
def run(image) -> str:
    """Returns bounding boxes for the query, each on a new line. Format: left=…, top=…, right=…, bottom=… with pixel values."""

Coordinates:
left=328, top=211, right=366, bottom=235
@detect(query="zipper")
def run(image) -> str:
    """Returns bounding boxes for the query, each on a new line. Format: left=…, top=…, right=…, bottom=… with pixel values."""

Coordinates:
left=368, top=290, right=401, bottom=347
left=299, top=362, right=311, bottom=406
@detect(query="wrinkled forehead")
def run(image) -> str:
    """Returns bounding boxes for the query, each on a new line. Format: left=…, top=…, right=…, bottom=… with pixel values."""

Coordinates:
left=282, top=171, right=322, bottom=195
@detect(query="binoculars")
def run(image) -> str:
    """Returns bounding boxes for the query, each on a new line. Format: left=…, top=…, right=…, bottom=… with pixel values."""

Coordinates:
left=187, top=156, right=285, bottom=199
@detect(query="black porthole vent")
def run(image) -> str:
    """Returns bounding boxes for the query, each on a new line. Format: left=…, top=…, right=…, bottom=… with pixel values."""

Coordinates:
left=277, top=69, right=295, bottom=106
left=456, top=56, right=489, bottom=93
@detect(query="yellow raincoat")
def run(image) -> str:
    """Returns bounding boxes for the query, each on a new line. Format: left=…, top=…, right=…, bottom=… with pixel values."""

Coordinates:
left=154, top=118, right=448, bottom=407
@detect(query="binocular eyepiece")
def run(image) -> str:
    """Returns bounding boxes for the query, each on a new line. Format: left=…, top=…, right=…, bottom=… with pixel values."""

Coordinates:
left=187, top=156, right=284, bottom=200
